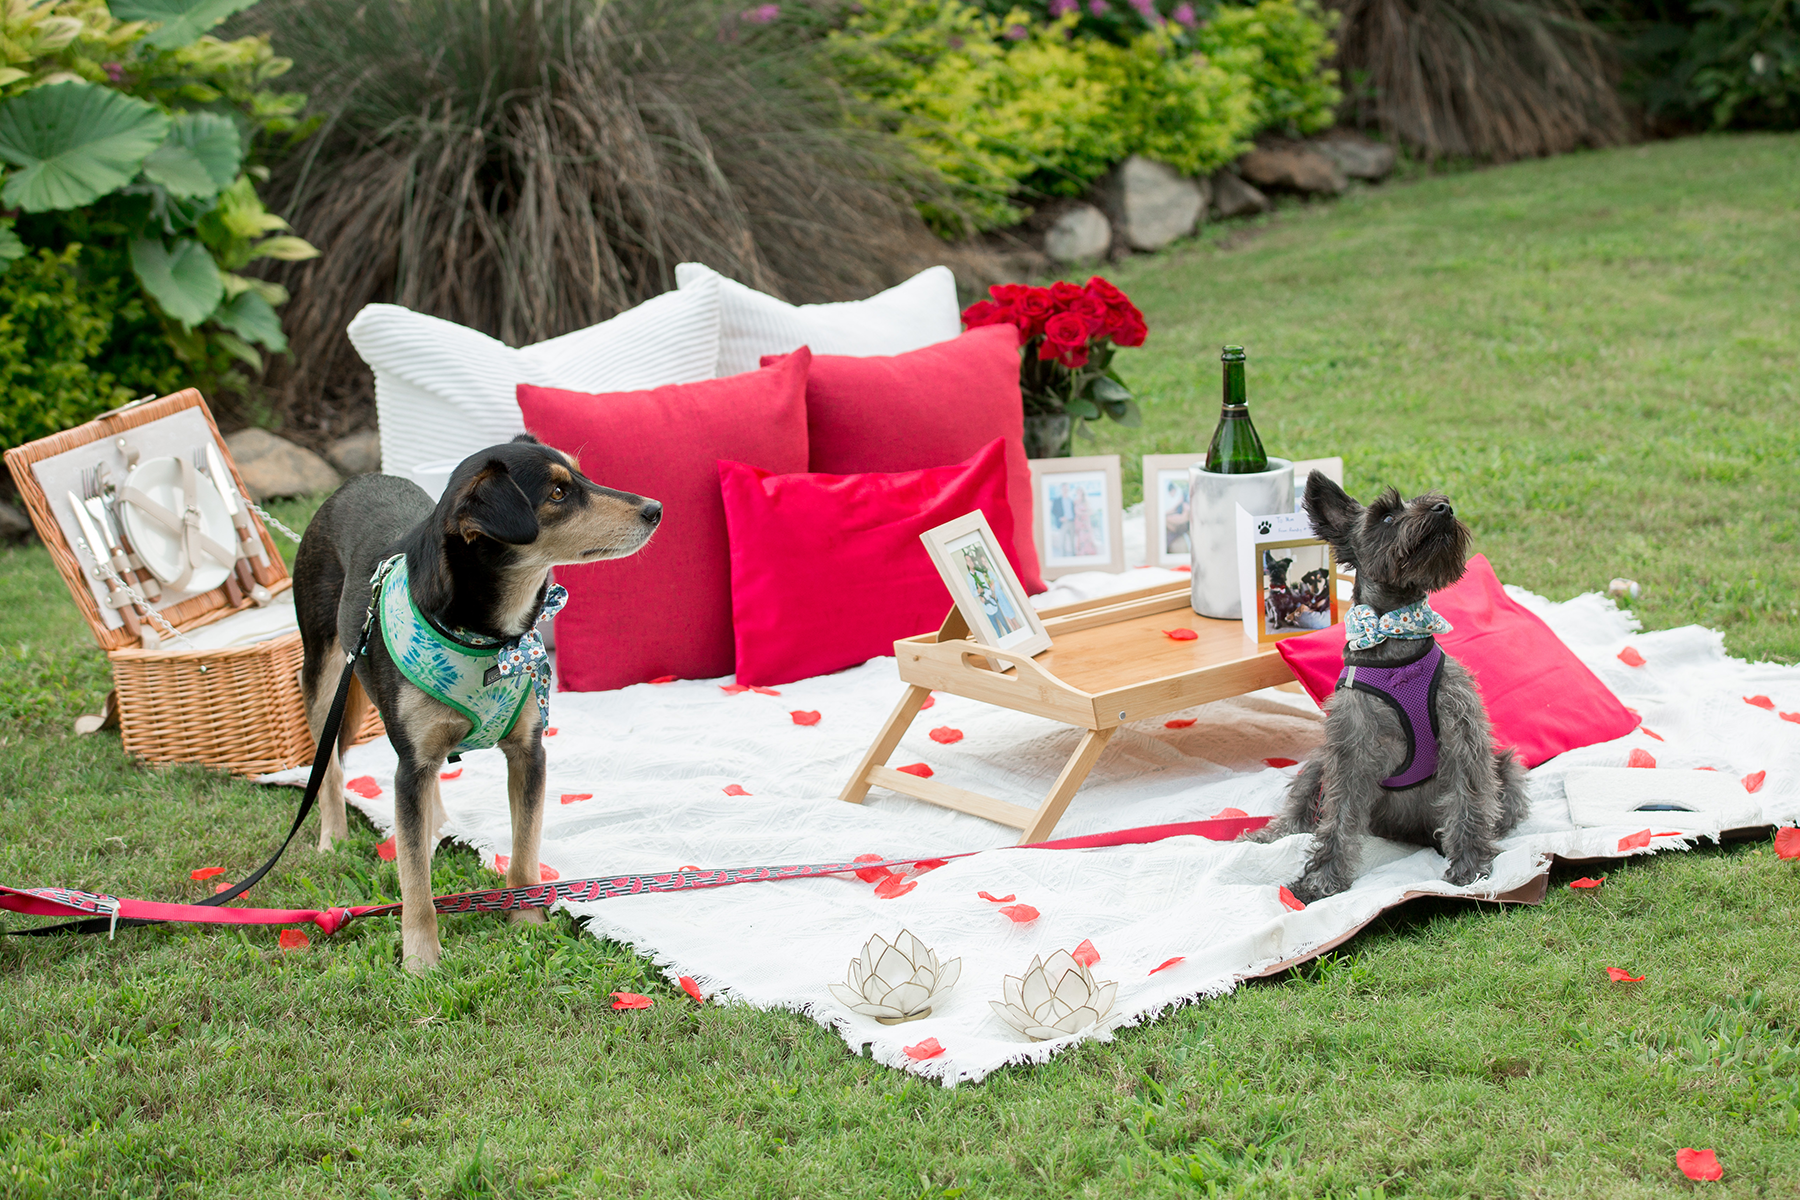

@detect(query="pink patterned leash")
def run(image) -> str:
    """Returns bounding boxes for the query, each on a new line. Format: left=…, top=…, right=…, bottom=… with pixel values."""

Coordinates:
left=0, top=815, right=1268, bottom=938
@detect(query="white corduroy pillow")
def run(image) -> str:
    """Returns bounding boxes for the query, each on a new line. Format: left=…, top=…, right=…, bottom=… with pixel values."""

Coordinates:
left=675, top=262, right=962, bottom=378
left=347, top=274, right=723, bottom=481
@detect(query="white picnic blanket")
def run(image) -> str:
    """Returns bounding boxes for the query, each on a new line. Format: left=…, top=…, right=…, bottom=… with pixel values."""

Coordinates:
left=266, top=572, right=1800, bottom=1084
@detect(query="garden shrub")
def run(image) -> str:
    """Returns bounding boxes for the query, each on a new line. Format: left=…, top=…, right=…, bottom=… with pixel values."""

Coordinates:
left=1196, top=0, right=1341, bottom=134
left=1596, top=0, right=1800, bottom=129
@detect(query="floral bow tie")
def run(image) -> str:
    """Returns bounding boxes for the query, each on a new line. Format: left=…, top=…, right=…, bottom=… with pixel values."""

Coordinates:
left=1344, top=597, right=1452, bottom=651
left=485, top=583, right=569, bottom=733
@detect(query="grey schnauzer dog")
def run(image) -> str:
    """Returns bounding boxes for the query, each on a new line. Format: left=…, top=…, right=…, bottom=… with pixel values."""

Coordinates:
left=1251, top=475, right=1529, bottom=902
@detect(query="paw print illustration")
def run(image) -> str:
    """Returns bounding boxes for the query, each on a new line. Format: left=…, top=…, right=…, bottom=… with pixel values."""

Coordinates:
left=1257, top=521, right=1272, bottom=535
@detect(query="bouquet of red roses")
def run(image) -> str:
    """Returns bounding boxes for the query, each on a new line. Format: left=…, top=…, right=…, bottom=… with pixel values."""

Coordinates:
left=961, top=277, right=1146, bottom=457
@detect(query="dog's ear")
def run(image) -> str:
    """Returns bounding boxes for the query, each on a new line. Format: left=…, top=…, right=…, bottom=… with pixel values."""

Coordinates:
left=450, top=461, right=539, bottom=546
left=1303, top=474, right=1362, bottom=566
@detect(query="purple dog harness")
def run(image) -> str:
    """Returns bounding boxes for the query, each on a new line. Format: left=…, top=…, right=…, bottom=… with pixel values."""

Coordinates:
left=1336, top=642, right=1446, bottom=789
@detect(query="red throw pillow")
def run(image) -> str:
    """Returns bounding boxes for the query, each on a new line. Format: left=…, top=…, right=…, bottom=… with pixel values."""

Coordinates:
left=1274, top=554, right=1637, bottom=767
left=720, top=437, right=1018, bottom=687
left=518, top=351, right=810, bottom=691
left=762, top=323, right=1044, bottom=593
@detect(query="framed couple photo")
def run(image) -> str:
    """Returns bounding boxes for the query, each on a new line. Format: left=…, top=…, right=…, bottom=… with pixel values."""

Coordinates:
left=1028, top=455, right=1125, bottom=579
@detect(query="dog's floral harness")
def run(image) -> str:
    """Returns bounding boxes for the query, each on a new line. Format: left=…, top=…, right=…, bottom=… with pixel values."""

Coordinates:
left=1336, top=598, right=1453, bottom=789
left=372, top=554, right=566, bottom=754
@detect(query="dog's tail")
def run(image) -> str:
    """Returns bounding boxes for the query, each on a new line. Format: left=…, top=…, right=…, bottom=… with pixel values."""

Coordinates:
left=1492, top=748, right=1529, bottom=838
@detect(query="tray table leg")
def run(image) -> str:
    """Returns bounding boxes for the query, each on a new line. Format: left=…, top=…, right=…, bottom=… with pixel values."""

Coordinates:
left=839, top=684, right=931, bottom=805
left=1018, top=725, right=1117, bottom=844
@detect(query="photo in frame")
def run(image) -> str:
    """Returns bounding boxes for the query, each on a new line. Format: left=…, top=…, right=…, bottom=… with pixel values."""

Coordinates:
left=1141, top=452, right=1207, bottom=569
left=920, top=510, right=1053, bottom=665
left=1290, top=456, right=1345, bottom=514
left=1027, top=454, right=1124, bottom=579
left=1234, top=507, right=1350, bottom=645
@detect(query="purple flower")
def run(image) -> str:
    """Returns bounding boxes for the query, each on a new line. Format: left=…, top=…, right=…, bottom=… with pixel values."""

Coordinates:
left=1004, top=22, right=1027, bottom=37
left=947, top=33, right=964, bottom=48
left=741, top=3, right=779, bottom=22
left=1172, top=1, right=1196, bottom=24
left=1049, top=0, right=1077, bottom=13
left=1087, top=0, right=1108, bottom=13
left=1129, top=0, right=1156, bottom=17
left=102, top=62, right=125, bottom=83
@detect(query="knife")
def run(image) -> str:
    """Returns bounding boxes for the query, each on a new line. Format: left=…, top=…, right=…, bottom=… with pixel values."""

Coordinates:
left=68, top=491, right=142, bottom=641
left=83, top=490, right=148, bottom=601
left=207, top=441, right=273, bottom=599
left=99, top=464, right=159, bottom=601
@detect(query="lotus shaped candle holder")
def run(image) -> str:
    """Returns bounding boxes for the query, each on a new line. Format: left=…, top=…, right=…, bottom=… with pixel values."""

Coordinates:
left=829, top=930, right=961, bottom=1025
left=990, top=949, right=1119, bottom=1041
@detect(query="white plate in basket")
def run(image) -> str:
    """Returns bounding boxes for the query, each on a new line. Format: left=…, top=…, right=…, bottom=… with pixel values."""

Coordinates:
left=121, top=455, right=235, bottom=593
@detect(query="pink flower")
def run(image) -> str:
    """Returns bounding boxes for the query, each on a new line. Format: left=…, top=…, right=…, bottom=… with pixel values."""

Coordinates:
left=1129, top=0, right=1156, bottom=18
left=1050, top=0, right=1078, bottom=13
left=103, top=62, right=125, bottom=83
left=1088, top=0, right=1109, bottom=13
left=742, top=3, right=778, bottom=21
left=1172, top=2, right=1196, bottom=24
left=1004, top=22, right=1028, bottom=38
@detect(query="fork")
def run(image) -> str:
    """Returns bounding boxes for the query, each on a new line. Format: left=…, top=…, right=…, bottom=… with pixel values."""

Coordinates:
left=93, top=463, right=161, bottom=600
left=193, top=448, right=248, bottom=606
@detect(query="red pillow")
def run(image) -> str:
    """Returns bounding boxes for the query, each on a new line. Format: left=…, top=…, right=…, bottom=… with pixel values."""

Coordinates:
left=762, top=323, right=1044, bottom=593
left=720, top=437, right=1019, bottom=687
left=1275, top=555, right=1636, bottom=767
left=518, top=351, right=810, bottom=691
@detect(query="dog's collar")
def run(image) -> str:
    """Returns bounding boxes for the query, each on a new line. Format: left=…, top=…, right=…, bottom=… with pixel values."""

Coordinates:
left=1344, top=597, right=1452, bottom=651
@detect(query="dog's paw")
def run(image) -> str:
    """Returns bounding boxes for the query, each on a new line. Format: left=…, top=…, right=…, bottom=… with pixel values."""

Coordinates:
left=508, top=908, right=546, bottom=927
left=1444, top=859, right=1493, bottom=888
left=1288, top=874, right=1342, bottom=905
left=401, top=938, right=442, bottom=974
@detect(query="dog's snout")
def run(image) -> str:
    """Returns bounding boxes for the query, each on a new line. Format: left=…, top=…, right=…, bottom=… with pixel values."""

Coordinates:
left=1431, top=501, right=1453, bottom=516
left=639, top=500, right=663, bottom=526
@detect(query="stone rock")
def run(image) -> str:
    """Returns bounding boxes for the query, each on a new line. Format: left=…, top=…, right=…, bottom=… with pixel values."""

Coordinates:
left=1310, top=131, right=1397, bottom=181
left=1107, top=155, right=1205, bottom=251
left=0, top=501, right=34, bottom=543
left=224, top=428, right=342, bottom=500
left=1236, top=143, right=1347, bottom=195
left=326, top=429, right=382, bottom=476
left=1210, top=170, right=1272, bottom=218
left=1043, top=203, right=1112, bottom=263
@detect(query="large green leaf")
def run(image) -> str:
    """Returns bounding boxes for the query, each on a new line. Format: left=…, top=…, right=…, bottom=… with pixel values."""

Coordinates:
left=109, top=0, right=264, bottom=49
left=141, top=112, right=241, bottom=198
left=0, top=220, right=24, bottom=268
left=0, top=82, right=169, bottom=212
left=130, top=235, right=223, bottom=328
left=212, top=288, right=286, bottom=351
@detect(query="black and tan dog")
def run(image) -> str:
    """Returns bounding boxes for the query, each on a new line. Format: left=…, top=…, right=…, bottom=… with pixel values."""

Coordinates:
left=295, top=435, right=660, bottom=971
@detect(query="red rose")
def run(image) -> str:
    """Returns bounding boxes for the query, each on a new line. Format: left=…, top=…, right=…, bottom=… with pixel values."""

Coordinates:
left=1112, top=312, right=1147, bottom=347
left=1014, top=288, right=1055, bottom=340
left=961, top=299, right=1001, bottom=329
left=990, top=283, right=1031, bottom=305
left=1048, top=280, right=1086, bottom=306
left=1057, top=343, right=1091, bottom=369
left=1065, top=294, right=1110, bottom=337
left=1039, top=310, right=1090, bottom=363
left=1083, top=276, right=1128, bottom=306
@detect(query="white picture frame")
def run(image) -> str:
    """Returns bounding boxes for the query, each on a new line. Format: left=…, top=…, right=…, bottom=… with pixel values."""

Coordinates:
left=919, top=510, right=1053, bottom=663
left=1290, top=456, right=1344, bottom=514
left=1028, top=454, right=1125, bottom=580
left=1141, top=452, right=1208, bottom=569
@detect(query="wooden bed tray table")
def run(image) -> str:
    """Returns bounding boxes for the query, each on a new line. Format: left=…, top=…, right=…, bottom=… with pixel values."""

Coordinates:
left=840, top=580, right=1297, bottom=843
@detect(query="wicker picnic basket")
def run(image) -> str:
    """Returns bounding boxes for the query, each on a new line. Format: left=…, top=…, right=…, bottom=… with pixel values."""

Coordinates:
left=4, top=389, right=383, bottom=775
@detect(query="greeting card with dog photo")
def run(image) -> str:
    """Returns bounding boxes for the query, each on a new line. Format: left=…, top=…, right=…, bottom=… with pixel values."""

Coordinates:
left=1234, top=507, right=1348, bottom=645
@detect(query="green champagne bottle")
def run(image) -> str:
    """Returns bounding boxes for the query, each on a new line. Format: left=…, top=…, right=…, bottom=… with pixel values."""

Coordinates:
left=1203, top=344, right=1269, bottom=474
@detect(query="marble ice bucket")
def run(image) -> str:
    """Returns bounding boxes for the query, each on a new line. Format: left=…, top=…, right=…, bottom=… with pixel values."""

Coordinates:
left=1187, top=458, right=1294, bottom=619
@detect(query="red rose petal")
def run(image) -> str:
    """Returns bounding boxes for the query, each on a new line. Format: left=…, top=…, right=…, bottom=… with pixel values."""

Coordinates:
left=610, top=992, right=652, bottom=1010
left=214, top=881, right=234, bottom=894
left=1174, top=565, right=1191, bottom=572
left=1265, top=757, right=1298, bottom=768
left=1639, top=726, right=1664, bottom=742
left=493, top=854, right=510, bottom=872
left=1697, top=766, right=1719, bottom=771
left=790, top=710, right=821, bottom=726
left=928, top=726, right=964, bottom=744
left=1618, top=829, right=1652, bottom=851
left=189, top=866, right=226, bottom=881
left=1742, top=770, right=1765, bottom=794
left=544, top=727, right=558, bottom=737
left=1772, top=827, right=1800, bottom=860
left=722, top=784, right=752, bottom=797
left=1782, top=711, right=1800, bottom=724
left=440, top=768, right=462, bottom=780
left=1278, top=886, right=1305, bottom=911
left=559, top=792, right=592, bottom=805
left=1653, top=831, right=1685, bottom=838
left=679, top=976, right=705, bottom=1004
left=1164, top=718, right=1196, bottom=729
left=998, top=904, right=1039, bottom=923
left=720, top=683, right=750, bottom=695
left=1149, top=956, right=1186, bottom=975
left=678, top=865, right=701, bottom=873
left=896, top=763, right=933, bottom=778
left=1617, top=647, right=1646, bottom=667
left=1745, top=695, right=1775, bottom=710
left=912, top=859, right=948, bottom=872
left=977, top=891, right=1016, bottom=903
left=376, top=836, right=396, bottom=862
left=345, top=776, right=382, bottom=798
left=1569, top=877, right=1604, bottom=889
left=278, top=929, right=310, bottom=951
left=1676, top=1148, right=1722, bottom=1182
left=920, top=695, right=936, bottom=710
left=750, top=686, right=781, bottom=696
left=903, top=1037, right=946, bottom=1061
left=873, top=874, right=917, bottom=899
left=649, top=675, right=676, bottom=684
left=852, top=853, right=892, bottom=884
left=539, top=864, right=560, bottom=881
left=1627, top=748, right=1656, bottom=768
left=1606, top=966, right=1645, bottom=983
left=1211, top=807, right=1248, bottom=819
left=1163, top=628, right=1198, bottom=641
left=1071, top=939, right=1100, bottom=968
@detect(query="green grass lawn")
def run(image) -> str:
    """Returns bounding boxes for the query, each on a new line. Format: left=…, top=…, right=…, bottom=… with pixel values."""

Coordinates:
left=2, top=133, right=1798, bottom=1198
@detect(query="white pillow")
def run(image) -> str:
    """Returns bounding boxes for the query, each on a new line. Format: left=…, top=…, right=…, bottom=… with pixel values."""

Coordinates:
left=347, top=274, right=723, bottom=480
left=675, top=262, right=963, bottom=377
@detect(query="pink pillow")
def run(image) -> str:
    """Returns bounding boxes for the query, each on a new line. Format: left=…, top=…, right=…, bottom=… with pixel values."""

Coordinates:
left=1275, top=554, right=1636, bottom=767
left=762, top=323, right=1044, bottom=593
left=518, top=351, right=810, bottom=691
left=720, top=437, right=1018, bottom=687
